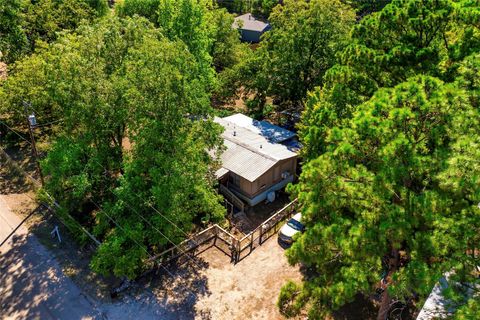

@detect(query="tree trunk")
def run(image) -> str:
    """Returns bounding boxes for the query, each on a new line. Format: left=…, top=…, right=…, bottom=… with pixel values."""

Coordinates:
left=377, top=248, right=399, bottom=320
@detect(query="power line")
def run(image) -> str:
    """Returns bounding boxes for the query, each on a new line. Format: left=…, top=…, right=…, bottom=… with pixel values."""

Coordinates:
left=87, top=198, right=204, bottom=300
left=115, top=196, right=205, bottom=270
left=41, top=134, right=207, bottom=270
left=131, top=193, right=202, bottom=247
left=3, top=108, right=208, bottom=269
left=83, top=154, right=208, bottom=263
left=0, top=146, right=101, bottom=246
left=0, top=119, right=33, bottom=146
left=36, top=118, right=64, bottom=127
left=0, top=125, right=205, bottom=298
left=2, top=108, right=198, bottom=251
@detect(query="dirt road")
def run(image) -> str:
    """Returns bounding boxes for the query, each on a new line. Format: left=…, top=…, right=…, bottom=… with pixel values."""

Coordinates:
left=0, top=195, right=181, bottom=320
left=0, top=195, right=104, bottom=319
left=1, top=193, right=302, bottom=319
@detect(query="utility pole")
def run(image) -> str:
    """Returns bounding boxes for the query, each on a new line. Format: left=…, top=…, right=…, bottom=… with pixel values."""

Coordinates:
left=23, top=101, right=44, bottom=186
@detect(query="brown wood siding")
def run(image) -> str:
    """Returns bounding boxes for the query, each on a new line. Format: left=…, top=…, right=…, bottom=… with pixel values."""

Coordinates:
left=249, top=157, right=296, bottom=197
left=228, top=157, right=297, bottom=198
left=240, top=176, right=252, bottom=195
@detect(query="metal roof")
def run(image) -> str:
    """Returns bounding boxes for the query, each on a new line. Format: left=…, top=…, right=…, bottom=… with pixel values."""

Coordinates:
left=214, top=115, right=297, bottom=182
left=233, top=13, right=270, bottom=33
left=215, top=167, right=230, bottom=179
left=223, top=113, right=296, bottom=143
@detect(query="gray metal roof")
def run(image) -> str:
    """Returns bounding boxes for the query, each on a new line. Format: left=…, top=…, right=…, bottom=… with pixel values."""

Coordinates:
left=214, top=115, right=297, bottom=182
left=233, top=13, right=270, bottom=33
left=223, top=113, right=296, bottom=143
left=215, top=167, right=230, bottom=179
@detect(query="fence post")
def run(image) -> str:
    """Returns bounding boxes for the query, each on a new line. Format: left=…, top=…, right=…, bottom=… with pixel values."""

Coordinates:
left=250, top=232, right=254, bottom=252
left=235, top=239, right=241, bottom=263
left=259, top=224, right=264, bottom=244
left=213, top=225, right=218, bottom=247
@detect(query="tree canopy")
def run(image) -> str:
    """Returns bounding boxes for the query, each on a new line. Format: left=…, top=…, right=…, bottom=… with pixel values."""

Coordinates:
left=2, top=16, right=225, bottom=278
left=0, top=0, right=107, bottom=64
left=282, top=0, right=480, bottom=318
left=284, top=74, right=480, bottom=319
left=222, top=0, right=355, bottom=116
left=298, top=0, right=480, bottom=161
left=0, top=0, right=479, bottom=316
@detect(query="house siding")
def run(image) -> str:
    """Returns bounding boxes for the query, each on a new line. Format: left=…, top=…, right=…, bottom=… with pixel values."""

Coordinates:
left=250, top=158, right=296, bottom=197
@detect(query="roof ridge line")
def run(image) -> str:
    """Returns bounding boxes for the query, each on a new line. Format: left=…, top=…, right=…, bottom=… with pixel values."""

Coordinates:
left=222, top=134, right=279, bottom=163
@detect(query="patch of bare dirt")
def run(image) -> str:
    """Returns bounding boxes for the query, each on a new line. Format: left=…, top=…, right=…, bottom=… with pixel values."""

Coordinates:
left=144, top=238, right=304, bottom=320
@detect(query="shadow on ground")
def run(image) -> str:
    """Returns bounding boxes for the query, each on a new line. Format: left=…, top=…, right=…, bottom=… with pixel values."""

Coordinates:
left=0, top=144, right=38, bottom=194
left=0, top=231, right=103, bottom=319
left=137, top=251, right=212, bottom=320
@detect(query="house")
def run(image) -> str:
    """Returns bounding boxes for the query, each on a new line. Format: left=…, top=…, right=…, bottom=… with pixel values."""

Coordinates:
left=214, top=114, right=298, bottom=208
left=232, top=13, right=271, bottom=43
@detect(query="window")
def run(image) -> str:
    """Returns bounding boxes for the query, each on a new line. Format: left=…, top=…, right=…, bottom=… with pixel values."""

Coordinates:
left=229, top=173, right=240, bottom=187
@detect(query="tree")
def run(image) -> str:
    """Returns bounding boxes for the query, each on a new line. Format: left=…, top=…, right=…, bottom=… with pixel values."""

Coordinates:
left=208, top=7, right=247, bottom=72
left=90, top=25, right=225, bottom=277
left=22, top=0, right=97, bottom=51
left=453, top=297, right=480, bottom=319
left=298, top=0, right=480, bottom=161
left=3, top=16, right=225, bottom=278
left=0, top=0, right=28, bottom=63
left=282, top=76, right=480, bottom=319
left=347, top=0, right=392, bottom=17
left=0, top=0, right=107, bottom=63
left=156, top=0, right=216, bottom=86
left=118, top=0, right=246, bottom=84
left=227, top=0, right=355, bottom=114
left=116, top=0, right=161, bottom=22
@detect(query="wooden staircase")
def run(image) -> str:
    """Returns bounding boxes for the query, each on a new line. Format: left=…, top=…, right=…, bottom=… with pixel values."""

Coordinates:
left=219, top=184, right=245, bottom=212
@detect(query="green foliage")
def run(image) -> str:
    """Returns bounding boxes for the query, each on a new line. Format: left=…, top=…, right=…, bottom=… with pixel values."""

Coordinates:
left=3, top=16, right=225, bottom=278
left=0, top=0, right=108, bottom=63
left=456, top=53, right=480, bottom=109
left=452, top=296, right=480, bottom=319
left=289, top=2, right=480, bottom=318
left=208, top=7, right=246, bottom=71
left=286, top=75, right=480, bottom=318
left=277, top=280, right=305, bottom=318
left=0, top=0, right=28, bottom=63
left=347, top=0, right=392, bottom=16
left=116, top=0, right=161, bottom=22
left=22, top=0, right=95, bottom=49
left=298, top=0, right=480, bottom=161
left=118, top=0, right=246, bottom=84
left=84, top=0, right=109, bottom=16
left=225, top=0, right=355, bottom=112
left=225, top=0, right=279, bottom=18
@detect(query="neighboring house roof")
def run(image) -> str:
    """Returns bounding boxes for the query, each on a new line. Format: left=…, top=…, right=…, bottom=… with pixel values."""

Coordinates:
left=417, top=276, right=454, bottom=319
left=214, top=115, right=297, bottom=182
left=223, top=113, right=296, bottom=143
left=232, top=13, right=270, bottom=33
left=417, top=272, right=479, bottom=320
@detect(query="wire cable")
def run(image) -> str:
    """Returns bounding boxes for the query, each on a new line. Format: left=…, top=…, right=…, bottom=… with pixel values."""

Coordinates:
left=0, top=119, right=33, bottom=146
left=4, top=108, right=212, bottom=267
